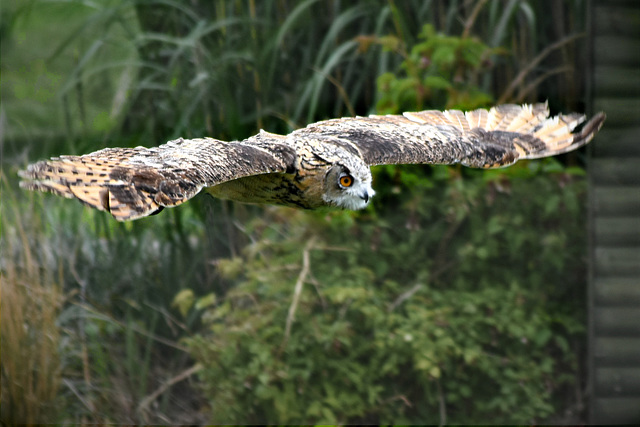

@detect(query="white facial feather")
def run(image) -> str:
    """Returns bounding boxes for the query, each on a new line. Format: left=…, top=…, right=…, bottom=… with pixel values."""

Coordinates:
left=331, top=179, right=375, bottom=210
left=321, top=165, right=375, bottom=210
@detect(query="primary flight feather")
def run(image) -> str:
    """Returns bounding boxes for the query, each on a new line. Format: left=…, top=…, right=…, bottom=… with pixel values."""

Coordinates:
left=19, top=103, right=605, bottom=221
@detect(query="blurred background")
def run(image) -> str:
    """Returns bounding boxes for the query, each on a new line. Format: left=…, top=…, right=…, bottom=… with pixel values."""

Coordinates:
left=1, top=0, right=626, bottom=424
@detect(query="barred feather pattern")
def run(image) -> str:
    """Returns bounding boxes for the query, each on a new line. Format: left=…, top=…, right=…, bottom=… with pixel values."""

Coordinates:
left=19, top=103, right=605, bottom=221
left=19, top=133, right=296, bottom=220
left=304, top=103, right=605, bottom=168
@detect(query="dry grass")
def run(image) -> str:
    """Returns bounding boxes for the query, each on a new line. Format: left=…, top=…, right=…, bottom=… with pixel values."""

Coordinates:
left=1, top=174, right=65, bottom=424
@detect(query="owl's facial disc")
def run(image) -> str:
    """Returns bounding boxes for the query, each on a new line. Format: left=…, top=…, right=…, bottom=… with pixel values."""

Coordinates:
left=322, top=165, right=375, bottom=210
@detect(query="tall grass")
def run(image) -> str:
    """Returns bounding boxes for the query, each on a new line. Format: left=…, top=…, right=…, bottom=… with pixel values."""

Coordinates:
left=1, top=169, right=216, bottom=423
left=1, top=175, right=64, bottom=424
left=3, top=0, right=588, bottom=153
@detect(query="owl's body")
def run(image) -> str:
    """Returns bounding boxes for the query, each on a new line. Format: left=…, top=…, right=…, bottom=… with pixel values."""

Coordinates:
left=20, top=103, right=605, bottom=221
left=206, top=169, right=326, bottom=209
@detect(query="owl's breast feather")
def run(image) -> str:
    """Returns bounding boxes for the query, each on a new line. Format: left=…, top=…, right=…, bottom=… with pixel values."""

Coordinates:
left=205, top=170, right=328, bottom=210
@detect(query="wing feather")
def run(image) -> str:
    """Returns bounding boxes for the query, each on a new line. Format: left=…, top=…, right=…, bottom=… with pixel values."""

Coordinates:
left=302, top=103, right=605, bottom=169
left=403, top=110, right=449, bottom=126
left=19, top=132, right=296, bottom=221
left=444, top=109, right=470, bottom=132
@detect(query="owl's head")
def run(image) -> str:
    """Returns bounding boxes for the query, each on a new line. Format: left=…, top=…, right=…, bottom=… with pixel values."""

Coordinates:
left=322, top=162, right=375, bottom=210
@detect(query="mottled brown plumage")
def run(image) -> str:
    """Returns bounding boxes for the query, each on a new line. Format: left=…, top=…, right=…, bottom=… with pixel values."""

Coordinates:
left=19, top=103, right=605, bottom=221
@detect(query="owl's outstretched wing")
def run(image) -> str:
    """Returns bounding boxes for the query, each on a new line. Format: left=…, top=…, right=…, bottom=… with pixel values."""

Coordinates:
left=19, top=133, right=295, bottom=221
left=19, top=103, right=605, bottom=220
left=301, top=103, right=605, bottom=168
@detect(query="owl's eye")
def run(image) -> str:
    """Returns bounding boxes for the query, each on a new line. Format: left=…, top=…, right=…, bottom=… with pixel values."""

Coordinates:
left=339, top=173, right=354, bottom=188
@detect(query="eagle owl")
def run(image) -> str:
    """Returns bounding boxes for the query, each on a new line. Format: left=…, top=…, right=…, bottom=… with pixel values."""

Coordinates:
left=20, top=103, right=605, bottom=221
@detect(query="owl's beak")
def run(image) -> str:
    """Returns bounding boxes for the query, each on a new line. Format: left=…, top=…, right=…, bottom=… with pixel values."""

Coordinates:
left=360, top=190, right=370, bottom=204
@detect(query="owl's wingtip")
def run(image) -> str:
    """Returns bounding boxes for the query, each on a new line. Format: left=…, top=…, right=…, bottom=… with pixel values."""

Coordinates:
left=576, top=111, right=606, bottom=144
left=17, top=160, right=42, bottom=180
left=591, top=111, right=606, bottom=130
left=542, top=111, right=606, bottom=157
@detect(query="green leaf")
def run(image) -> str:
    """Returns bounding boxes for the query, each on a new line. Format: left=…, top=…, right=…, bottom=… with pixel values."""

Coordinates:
left=424, top=75, right=452, bottom=90
left=171, top=289, right=194, bottom=318
left=195, top=292, right=217, bottom=310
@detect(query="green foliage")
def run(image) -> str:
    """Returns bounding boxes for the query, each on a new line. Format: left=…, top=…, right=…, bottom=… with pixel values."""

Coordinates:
left=375, top=24, right=502, bottom=113
left=3, top=0, right=590, bottom=423
left=176, top=3, right=589, bottom=423
left=185, top=168, right=587, bottom=424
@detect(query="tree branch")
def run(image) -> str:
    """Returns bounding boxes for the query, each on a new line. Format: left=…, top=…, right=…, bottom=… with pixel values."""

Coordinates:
left=498, top=32, right=584, bottom=104
left=279, top=236, right=316, bottom=353
left=462, top=0, right=489, bottom=39
left=515, top=65, right=573, bottom=103
left=388, top=283, right=424, bottom=313
left=137, top=363, right=203, bottom=419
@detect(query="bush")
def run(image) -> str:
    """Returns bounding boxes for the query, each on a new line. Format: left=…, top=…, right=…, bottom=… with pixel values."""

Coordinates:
left=184, top=163, right=586, bottom=423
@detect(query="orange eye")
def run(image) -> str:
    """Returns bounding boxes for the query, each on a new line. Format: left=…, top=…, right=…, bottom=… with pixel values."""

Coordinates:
left=339, top=174, right=354, bottom=187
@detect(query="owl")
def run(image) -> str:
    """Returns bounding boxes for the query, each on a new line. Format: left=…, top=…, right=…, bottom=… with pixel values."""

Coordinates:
left=19, top=103, right=605, bottom=221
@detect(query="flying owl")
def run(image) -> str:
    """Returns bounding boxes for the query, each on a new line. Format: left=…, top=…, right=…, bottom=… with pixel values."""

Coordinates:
left=19, top=103, right=605, bottom=221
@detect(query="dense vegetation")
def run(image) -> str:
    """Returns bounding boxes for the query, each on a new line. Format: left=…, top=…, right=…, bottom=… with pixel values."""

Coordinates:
left=2, top=0, right=590, bottom=424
